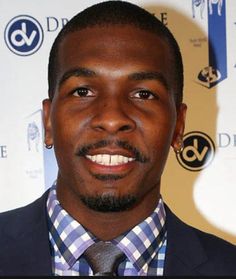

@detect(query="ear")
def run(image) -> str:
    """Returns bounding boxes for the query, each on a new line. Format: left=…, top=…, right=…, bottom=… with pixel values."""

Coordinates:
left=171, top=103, right=187, bottom=152
left=42, top=98, right=53, bottom=146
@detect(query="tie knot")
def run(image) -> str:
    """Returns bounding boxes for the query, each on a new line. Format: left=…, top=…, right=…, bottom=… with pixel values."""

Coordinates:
left=84, top=241, right=125, bottom=276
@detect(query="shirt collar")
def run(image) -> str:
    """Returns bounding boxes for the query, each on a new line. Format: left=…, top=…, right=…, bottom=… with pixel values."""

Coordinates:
left=47, top=183, right=166, bottom=274
left=47, top=184, right=96, bottom=269
left=111, top=198, right=166, bottom=275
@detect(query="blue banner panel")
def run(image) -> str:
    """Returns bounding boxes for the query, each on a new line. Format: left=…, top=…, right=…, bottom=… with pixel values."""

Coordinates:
left=198, top=0, right=227, bottom=88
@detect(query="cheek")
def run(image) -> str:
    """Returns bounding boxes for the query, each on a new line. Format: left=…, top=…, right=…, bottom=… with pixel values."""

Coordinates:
left=49, top=114, right=76, bottom=171
left=142, top=111, right=176, bottom=147
left=50, top=105, right=85, bottom=147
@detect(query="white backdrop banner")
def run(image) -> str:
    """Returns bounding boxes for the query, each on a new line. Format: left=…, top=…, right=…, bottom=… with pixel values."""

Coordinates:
left=1, top=0, right=236, bottom=244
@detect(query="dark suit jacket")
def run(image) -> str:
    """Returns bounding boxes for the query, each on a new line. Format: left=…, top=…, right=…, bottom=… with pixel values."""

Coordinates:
left=0, top=190, right=236, bottom=276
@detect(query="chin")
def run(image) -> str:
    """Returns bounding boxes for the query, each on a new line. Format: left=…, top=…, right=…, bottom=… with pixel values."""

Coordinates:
left=79, top=192, right=137, bottom=212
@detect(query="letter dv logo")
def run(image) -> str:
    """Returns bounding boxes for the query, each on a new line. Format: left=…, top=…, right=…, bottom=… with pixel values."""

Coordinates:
left=4, top=15, right=43, bottom=56
left=176, top=131, right=215, bottom=171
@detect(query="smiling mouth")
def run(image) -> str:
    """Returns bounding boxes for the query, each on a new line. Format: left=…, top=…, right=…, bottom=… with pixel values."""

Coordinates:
left=85, top=154, right=135, bottom=166
left=77, top=140, right=150, bottom=164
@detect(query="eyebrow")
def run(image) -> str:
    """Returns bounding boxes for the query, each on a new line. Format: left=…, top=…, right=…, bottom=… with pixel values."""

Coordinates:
left=59, top=67, right=96, bottom=86
left=59, top=67, right=169, bottom=90
left=128, top=71, right=169, bottom=90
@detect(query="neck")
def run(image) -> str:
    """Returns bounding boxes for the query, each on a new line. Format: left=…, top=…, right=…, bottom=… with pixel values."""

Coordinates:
left=57, top=182, right=161, bottom=241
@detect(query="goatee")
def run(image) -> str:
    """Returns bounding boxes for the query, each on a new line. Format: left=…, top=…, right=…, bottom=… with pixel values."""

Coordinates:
left=80, top=193, right=137, bottom=212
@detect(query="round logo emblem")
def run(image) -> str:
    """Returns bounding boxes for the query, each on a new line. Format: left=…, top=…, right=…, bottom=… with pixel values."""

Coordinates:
left=176, top=131, right=215, bottom=171
left=4, top=15, right=43, bottom=56
left=198, top=66, right=221, bottom=87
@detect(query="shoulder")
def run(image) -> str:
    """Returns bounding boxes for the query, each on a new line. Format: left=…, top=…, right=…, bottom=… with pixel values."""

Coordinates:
left=165, top=202, right=236, bottom=250
left=0, top=190, right=49, bottom=237
left=189, top=222, right=236, bottom=274
left=164, top=203, right=236, bottom=275
left=193, top=225, right=236, bottom=258
left=0, top=190, right=52, bottom=275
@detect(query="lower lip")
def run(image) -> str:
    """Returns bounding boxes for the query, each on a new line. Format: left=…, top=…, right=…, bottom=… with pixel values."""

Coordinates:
left=84, top=157, right=136, bottom=173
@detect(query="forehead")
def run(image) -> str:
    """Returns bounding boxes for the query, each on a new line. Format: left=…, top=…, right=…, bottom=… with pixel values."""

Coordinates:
left=56, top=25, right=173, bottom=86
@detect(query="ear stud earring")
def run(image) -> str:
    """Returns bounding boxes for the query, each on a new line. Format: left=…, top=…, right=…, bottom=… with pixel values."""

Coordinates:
left=174, top=139, right=184, bottom=154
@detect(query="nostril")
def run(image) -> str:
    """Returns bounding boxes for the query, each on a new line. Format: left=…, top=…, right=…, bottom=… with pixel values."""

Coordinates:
left=90, top=109, right=136, bottom=133
left=119, top=125, right=132, bottom=131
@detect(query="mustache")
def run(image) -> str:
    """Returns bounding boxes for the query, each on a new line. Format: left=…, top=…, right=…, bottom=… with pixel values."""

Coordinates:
left=76, top=140, right=150, bottom=163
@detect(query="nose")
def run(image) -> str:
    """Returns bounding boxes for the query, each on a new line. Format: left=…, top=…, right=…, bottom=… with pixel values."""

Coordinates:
left=90, top=99, right=136, bottom=134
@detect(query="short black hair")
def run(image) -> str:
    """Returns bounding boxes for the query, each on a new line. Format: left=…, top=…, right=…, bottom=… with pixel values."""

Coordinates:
left=48, top=0, right=183, bottom=105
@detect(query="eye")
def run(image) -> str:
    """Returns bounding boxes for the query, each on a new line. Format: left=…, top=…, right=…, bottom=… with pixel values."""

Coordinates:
left=132, top=90, right=157, bottom=100
left=72, top=87, right=94, bottom=97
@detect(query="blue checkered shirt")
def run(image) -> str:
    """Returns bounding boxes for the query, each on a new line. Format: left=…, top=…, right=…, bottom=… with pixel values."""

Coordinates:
left=47, top=184, right=167, bottom=276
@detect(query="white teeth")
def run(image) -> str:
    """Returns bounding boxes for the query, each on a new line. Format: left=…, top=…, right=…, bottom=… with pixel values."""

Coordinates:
left=86, top=154, right=135, bottom=166
left=96, top=154, right=103, bottom=163
left=110, top=155, right=118, bottom=165
left=103, top=154, right=110, bottom=165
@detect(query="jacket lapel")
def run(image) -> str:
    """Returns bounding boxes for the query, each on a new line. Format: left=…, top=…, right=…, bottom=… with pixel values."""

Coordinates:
left=164, top=204, right=208, bottom=276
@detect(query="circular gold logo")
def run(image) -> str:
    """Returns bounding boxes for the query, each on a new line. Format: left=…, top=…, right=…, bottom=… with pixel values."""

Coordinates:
left=176, top=131, right=215, bottom=171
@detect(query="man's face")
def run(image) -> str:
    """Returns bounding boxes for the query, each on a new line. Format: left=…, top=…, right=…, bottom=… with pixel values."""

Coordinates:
left=43, top=25, right=186, bottom=212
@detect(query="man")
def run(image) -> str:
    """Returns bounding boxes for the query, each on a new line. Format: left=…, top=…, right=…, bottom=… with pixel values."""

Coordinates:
left=1, top=0, right=236, bottom=276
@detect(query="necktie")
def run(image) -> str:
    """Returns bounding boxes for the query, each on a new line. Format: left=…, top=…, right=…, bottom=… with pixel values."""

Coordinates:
left=83, top=241, right=125, bottom=276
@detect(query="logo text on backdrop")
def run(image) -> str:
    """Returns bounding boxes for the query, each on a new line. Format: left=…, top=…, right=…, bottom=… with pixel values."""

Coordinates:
left=4, top=15, right=44, bottom=56
left=176, top=131, right=215, bottom=171
left=0, top=146, right=7, bottom=158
